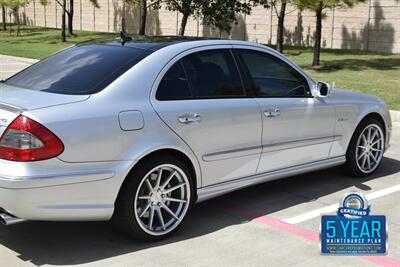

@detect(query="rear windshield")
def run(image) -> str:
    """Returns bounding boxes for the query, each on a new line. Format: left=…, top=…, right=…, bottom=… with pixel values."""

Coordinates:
left=5, top=44, right=151, bottom=95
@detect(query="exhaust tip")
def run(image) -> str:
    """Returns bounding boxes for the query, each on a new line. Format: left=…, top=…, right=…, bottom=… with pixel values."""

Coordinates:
left=0, top=213, right=26, bottom=226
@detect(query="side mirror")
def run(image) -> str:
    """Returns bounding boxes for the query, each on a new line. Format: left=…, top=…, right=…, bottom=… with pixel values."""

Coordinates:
left=317, top=81, right=331, bottom=97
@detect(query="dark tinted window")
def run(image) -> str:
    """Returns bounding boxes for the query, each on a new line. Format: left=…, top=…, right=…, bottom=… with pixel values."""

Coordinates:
left=5, top=45, right=150, bottom=95
left=183, top=49, right=245, bottom=98
left=156, top=61, right=192, bottom=100
left=238, top=50, right=311, bottom=97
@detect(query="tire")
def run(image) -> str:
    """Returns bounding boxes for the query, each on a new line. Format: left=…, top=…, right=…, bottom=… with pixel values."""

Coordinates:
left=112, top=155, right=193, bottom=241
left=345, top=118, right=385, bottom=177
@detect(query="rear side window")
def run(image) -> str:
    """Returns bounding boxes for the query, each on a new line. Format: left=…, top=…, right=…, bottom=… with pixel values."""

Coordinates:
left=238, top=50, right=311, bottom=97
left=5, top=45, right=150, bottom=95
left=156, top=61, right=192, bottom=100
left=184, top=49, right=245, bottom=98
left=156, top=49, right=245, bottom=101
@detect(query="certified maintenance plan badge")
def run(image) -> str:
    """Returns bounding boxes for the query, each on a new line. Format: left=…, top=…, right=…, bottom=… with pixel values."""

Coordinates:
left=320, top=192, right=387, bottom=255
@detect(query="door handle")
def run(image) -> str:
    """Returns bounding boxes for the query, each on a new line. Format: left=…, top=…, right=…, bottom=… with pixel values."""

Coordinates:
left=264, top=108, right=281, bottom=118
left=178, top=113, right=201, bottom=124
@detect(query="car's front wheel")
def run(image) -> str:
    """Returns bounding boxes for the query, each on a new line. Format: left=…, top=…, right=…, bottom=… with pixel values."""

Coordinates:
left=113, top=155, right=193, bottom=241
left=346, top=118, right=385, bottom=177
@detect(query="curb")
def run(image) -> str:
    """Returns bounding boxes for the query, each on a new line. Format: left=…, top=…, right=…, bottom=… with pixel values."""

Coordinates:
left=0, top=54, right=38, bottom=64
left=391, top=110, right=400, bottom=123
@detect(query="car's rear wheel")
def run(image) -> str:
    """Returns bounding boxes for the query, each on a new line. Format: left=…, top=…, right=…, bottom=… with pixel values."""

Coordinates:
left=113, top=155, right=192, bottom=241
left=346, top=119, right=385, bottom=177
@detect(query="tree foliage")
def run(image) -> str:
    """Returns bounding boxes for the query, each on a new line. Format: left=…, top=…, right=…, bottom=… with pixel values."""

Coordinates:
left=291, top=0, right=361, bottom=10
left=151, top=0, right=253, bottom=36
left=201, top=0, right=252, bottom=34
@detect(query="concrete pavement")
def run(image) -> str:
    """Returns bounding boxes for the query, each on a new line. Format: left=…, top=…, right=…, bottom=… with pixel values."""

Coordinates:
left=0, top=55, right=38, bottom=80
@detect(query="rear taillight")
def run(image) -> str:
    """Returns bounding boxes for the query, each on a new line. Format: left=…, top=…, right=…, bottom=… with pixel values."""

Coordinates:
left=0, top=115, right=64, bottom=161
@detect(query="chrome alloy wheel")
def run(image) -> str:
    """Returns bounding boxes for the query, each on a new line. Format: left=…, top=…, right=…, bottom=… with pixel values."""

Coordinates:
left=355, top=124, right=384, bottom=174
left=134, top=164, right=191, bottom=236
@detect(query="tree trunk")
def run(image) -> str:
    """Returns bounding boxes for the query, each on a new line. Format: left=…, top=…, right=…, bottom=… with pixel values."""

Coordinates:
left=61, top=0, right=66, bottom=42
left=312, top=4, right=323, bottom=66
left=1, top=5, right=6, bottom=31
left=276, top=1, right=287, bottom=53
left=121, top=2, right=125, bottom=33
left=9, top=12, right=11, bottom=35
left=15, top=10, right=20, bottom=36
left=68, top=0, right=74, bottom=35
left=139, top=0, right=147, bottom=35
left=179, top=13, right=189, bottom=36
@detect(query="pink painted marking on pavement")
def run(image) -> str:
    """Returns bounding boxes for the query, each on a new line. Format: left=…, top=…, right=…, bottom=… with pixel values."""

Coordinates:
left=359, top=256, right=400, bottom=267
left=221, top=203, right=319, bottom=241
left=220, top=203, right=400, bottom=267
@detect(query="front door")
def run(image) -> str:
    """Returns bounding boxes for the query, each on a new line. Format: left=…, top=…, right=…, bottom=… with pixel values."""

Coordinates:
left=234, top=47, right=336, bottom=174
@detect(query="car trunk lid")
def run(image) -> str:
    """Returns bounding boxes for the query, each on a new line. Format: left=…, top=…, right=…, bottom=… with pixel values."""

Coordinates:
left=0, top=83, right=89, bottom=112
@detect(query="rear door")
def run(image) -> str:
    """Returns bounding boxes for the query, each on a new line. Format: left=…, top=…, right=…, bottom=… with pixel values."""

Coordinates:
left=151, top=47, right=262, bottom=186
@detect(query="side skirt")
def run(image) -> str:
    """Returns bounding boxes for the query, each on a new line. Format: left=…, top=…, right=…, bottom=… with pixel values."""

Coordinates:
left=196, top=156, right=346, bottom=203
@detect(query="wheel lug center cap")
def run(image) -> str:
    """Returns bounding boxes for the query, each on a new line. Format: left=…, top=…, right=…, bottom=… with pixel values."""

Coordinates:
left=151, top=190, right=163, bottom=203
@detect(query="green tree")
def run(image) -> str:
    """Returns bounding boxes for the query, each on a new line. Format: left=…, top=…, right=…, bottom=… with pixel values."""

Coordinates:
left=0, top=0, right=6, bottom=31
left=153, top=0, right=201, bottom=36
left=67, top=0, right=99, bottom=35
left=152, top=0, right=252, bottom=36
left=291, top=0, right=365, bottom=66
left=273, top=0, right=288, bottom=53
left=138, top=0, right=147, bottom=35
left=4, top=0, right=25, bottom=36
left=201, top=0, right=252, bottom=35
left=52, top=0, right=98, bottom=41
left=251, top=0, right=290, bottom=53
left=122, top=0, right=157, bottom=35
left=50, top=0, right=67, bottom=41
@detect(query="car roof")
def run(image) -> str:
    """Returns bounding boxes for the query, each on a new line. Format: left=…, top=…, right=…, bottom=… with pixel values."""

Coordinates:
left=76, top=35, right=263, bottom=52
left=76, top=35, right=216, bottom=51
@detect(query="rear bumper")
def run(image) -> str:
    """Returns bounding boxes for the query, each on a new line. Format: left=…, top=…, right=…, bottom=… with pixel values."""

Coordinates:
left=0, top=159, right=135, bottom=221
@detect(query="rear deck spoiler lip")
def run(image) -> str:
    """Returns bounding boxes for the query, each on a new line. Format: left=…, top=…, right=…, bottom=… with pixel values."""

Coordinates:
left=0, top=102, right=25, bottom=113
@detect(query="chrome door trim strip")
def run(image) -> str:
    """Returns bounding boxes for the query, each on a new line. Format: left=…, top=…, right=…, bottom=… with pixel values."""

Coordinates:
left=262, top=135, right=343, bottom=153
left=196, top=156, right=346, bottom=203
left=202, top=136, right=343, bottom=162
left=202, top=146, right=262, bottom=162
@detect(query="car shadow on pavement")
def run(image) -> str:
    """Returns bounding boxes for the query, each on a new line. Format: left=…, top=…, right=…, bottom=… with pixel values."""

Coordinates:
left=0, top=156, right=399, bottom=266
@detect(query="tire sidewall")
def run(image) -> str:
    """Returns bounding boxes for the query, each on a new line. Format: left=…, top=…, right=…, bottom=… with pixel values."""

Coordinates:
left=113, top=155, right=194, bottom=241
left=346, top=119, right=385, bottom=177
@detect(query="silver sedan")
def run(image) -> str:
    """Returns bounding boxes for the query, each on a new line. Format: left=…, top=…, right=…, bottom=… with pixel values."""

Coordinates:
left=0, top=37, right=392, bottom=240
